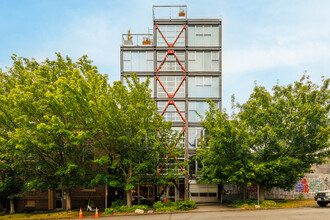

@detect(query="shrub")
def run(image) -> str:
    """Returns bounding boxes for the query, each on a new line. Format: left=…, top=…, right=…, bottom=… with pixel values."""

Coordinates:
left=177, top=199, right=196, bottom=210
left=153, top=200, right=178, bottom=211
left=230, top=199, right=257, bottom=207
left=103, top=204, right=148, bottom=215
left=261, top=200, right=277, bottom=207
left=111, top=199, right=126, bottom=208
left=153, top=199, right=196, bottom=211
left=153, top=201, right=165, bottom=210
left=103, top=207, right=117, bottom=215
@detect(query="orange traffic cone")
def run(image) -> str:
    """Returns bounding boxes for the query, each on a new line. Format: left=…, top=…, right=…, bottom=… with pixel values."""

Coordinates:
left=95, top=207, right=100, bottom=218
left=79, top=208, right=83, bottom=218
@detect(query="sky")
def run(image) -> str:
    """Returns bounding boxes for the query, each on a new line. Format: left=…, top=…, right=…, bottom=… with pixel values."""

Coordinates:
left=0, top=0, right=329, bottom=111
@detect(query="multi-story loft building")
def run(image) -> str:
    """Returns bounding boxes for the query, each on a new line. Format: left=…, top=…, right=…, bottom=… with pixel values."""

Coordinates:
left=121, top=5, right=222, bottom=203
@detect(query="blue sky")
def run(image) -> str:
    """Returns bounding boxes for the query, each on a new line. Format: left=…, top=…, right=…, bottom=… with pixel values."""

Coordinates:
left=1, top=0, right=329, bottom=111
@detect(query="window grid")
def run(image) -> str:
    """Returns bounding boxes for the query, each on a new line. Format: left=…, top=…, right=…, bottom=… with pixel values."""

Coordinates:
left=188, top=51, right=219, bottom=71
left=158, top=101, right=185, bottom=122
left=188, top=25, right=219, bottom=47
left=157, top=51, right=185, bottom=71
left=195, top=77, right=212, bottom=86
left=157, top=76, right=185, bottom=98
left=157, top=25, right=185, bottom=47
left=123, top=51, right=154, bottom=72
left=188, top=127, right=204, bottom=148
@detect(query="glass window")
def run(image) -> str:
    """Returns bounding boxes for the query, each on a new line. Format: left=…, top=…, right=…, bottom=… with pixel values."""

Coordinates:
left=188, top=25, right=219, bottom=47
left=188, top=76, right=219, bottom=98
left=122, top=76, right=154, bottom=98
left=157, top=76, right=185, bottom=98
left=158, top=101, right=185, bottom=122
left=123, top=51, right=153, bottom=72
left=157, top=51, right=185, bottom=71
left=189, top=101, right=219, bottom=122
left=188, top=127, right=203, bottom=148
left=188, top=51, right=219, bottom=71
left=157, top=25, right=185, bottom=47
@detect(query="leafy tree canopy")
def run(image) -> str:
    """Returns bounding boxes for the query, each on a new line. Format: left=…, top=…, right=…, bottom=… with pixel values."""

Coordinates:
left=199, top=75, right=329, bottom=200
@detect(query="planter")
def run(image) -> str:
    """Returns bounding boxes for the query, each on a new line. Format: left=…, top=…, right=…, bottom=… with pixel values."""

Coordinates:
left=142, top=41, right=151, bottom=45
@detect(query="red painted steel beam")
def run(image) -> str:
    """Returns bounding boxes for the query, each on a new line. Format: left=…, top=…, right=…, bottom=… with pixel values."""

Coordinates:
left=156, top=24, right=170, bottom=47
left=172, top=24, right=186, bottom=46
left=172, top=76, right=186, bottom=97
left=156, top=24, right=186, bottom=47
left=156, top=76, right=171, bottom=98
left=172, top=52, right=186, bottom=72
left=172, top=102, right=186, bottom=123
left=156, top=51, right=169, bottom=73
left=160, top=101, right=170, bottom=116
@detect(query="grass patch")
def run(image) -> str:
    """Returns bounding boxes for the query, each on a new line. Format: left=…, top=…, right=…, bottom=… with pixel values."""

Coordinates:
left=279, top=199, right=315, bottom=208
left=229, top=199, right=315, bottom=210
left=103, top=205, right=148, bottom=215
left=0, top=210, right=96, bottom=219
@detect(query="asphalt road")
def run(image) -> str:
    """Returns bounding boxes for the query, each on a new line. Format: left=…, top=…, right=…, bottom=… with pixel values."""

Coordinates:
left=84, top=207, right=330, bottom=220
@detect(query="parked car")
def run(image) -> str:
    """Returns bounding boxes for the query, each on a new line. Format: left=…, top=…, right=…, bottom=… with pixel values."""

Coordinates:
left=314, top=190, right=330, bottom=207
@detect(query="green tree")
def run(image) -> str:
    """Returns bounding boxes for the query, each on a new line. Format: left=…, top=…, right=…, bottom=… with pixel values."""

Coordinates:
left=0, top=60, right=31, bottom=213
left=92, top=74, right=177, bottom=208
left=199, top=75, right=329, bottom=201
left=198, top=101, right=255, bottom=199
left=0, top=54, right=106, bottom=210
left=239, top=75, right=329, bottom=200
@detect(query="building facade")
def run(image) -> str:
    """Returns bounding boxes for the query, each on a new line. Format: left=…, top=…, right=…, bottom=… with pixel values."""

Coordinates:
left=120, top=5, right=222, bottom=203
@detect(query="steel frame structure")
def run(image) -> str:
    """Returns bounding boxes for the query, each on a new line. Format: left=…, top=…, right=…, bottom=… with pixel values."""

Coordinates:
left=156, top=24, right=186, bottom=182
left=120, top=5, right=222, bottom=201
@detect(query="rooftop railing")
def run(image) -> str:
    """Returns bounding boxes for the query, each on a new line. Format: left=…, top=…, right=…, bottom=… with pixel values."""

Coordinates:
left=153, top=5, right=187, bottom=20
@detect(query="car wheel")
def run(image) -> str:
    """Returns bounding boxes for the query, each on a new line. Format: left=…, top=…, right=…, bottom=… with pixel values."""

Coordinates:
left=317, top=201, right=328, bottom=207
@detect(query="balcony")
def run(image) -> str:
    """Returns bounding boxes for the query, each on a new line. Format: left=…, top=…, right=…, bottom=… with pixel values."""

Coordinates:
left=122, top=34, right=153, bottom=47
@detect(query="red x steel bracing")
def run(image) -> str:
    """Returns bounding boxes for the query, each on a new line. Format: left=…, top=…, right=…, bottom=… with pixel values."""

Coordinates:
left=156, top=50, right=186, bottom=73
left=156, top=75, right=186, bottom=98
left=156, top=24, right=186, bottom=73
left=156, top=24, right=186, bottom=47
left=156, top=24, right=187, bottom=189
left=156, top=127, right=186, bottom=175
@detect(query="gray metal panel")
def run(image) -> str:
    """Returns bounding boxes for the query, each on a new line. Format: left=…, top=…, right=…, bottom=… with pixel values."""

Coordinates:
left=186, top=47, right=221, bottom=51
left=121, top=72, right=154, bottom=75
left=121, top=47, right=155, bottom=51
left=155, top=98, right=186, bottom=101
left=120, top=49, right=123, bottom=74
left=219, top=21, right=222, bottom=111
left=187, top=72, right=221, bottom=76
left=188, top=98, right=221, bottom=102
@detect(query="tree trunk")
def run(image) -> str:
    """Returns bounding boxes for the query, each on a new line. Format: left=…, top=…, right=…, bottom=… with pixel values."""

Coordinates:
left=9, top=199, right=15, bottom=214
left=126, top=190, right=132, bottom=208
left=65, top=189, right=72, bottom=210
left=259, top=185, right=265, bottom=202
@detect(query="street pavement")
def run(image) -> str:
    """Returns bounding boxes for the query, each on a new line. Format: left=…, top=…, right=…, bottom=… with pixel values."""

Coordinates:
left=79, top=204, right=330, bottom=220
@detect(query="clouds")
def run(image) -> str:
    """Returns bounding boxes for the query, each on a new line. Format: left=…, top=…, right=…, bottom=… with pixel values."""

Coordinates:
left=0, top=0, right=329, bottom=111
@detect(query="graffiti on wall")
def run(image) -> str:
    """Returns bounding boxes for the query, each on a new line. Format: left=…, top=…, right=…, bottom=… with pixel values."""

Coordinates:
left=248, top=174, right=330, bottom=199
left=222, top=184, right=240, bottom=195
left=223, top=174, right=330, bottom=200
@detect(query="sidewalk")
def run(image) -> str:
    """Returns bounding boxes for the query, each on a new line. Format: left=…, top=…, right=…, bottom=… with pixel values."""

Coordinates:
left=191, top=203, right=241, bottom=212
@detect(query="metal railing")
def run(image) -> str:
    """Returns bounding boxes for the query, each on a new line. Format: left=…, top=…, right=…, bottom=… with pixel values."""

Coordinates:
left=122, top=34, right=153, bottom=46
left=153, top=5, right=187, bottom=20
